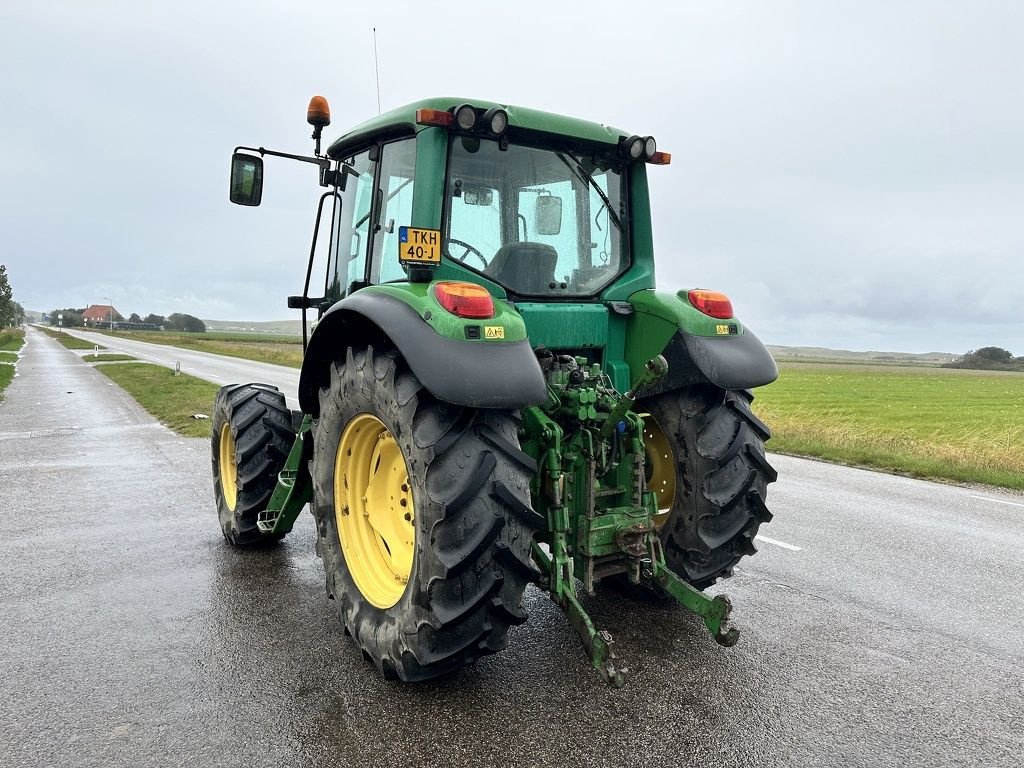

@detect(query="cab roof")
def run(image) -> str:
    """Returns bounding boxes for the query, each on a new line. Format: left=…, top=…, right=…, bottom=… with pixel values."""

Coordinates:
left=326, top=97, right=630, bottom=159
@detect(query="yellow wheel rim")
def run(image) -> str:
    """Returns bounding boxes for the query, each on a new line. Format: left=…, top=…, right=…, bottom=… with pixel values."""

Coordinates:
left=219, top=422, right=238, bottom=511
left=642, top=414, right=676, bottom=527
left=335, top=413, right=415, bottom=609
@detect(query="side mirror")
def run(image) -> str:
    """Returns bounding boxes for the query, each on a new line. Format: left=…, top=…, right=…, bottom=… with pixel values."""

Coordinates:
left=535, top=195, right=562, bottom=236
left=230, top=152, right=264, bottom=206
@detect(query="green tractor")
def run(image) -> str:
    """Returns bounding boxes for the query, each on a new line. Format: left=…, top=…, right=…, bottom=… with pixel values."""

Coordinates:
left=213, top=96, right=778, bottom=686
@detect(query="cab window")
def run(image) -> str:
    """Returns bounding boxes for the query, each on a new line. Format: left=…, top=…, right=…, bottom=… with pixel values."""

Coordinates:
left=328, top=149, right=375, bottom=298
left=372, top=139, right=418, bottom=283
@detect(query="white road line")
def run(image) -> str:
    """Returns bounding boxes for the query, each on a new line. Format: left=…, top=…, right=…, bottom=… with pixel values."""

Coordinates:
left=755, top=535, right=802, bottom=551
left=970, top=494, right=1024, bottom=509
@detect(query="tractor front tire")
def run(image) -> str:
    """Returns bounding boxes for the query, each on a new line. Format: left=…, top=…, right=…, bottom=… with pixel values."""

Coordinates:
left=640, top=386, right=777, bottom=589
left=211, top=383, right=295, bottom=546
left=312, top=346, right=540, bottom=681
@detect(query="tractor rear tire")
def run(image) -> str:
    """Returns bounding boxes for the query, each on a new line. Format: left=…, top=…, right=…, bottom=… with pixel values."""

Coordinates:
left=311, top=346, right=541, bottom=682
left=211, top=383, right=295, bottom=546
left=639, top=386, right=777, bottom=589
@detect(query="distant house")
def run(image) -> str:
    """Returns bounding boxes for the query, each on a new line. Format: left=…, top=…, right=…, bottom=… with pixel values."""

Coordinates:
left=82, top=305, right=123, bottom=325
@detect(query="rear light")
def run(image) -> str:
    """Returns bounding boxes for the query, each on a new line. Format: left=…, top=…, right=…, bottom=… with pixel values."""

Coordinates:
left=415, top=108, right=453, bottom=127
left=482, top=106, right=508, bottom=136
left=433, top=282, right=495, bottom=319
left=647, top=150, right=671, bottom=165
left=687, top=289, right=734, bottom=319
left=621, top=135, right=645, bottom=160
left=454, top=104, right=478, bottom=131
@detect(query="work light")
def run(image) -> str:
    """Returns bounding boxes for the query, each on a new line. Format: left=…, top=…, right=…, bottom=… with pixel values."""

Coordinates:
left=483, top=107, right=508, bottom=135
left=454, top=104, right=477, bottom=131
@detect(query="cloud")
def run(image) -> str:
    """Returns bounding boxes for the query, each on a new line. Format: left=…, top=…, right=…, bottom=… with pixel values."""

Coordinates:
left=1, top=0, right=1021, bottom=355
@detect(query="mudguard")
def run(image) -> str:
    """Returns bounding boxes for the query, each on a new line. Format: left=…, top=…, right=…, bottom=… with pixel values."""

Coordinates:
left=626, top=290, right=778, bottom=395
left=298, top=291, right=547, bottom=416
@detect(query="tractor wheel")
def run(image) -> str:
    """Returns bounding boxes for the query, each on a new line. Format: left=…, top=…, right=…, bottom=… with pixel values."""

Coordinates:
left=639, top=386, right=777, bottom=589
left=311, top=346, right=541, bottom=681
left=211, top=383, right=295, bottom=546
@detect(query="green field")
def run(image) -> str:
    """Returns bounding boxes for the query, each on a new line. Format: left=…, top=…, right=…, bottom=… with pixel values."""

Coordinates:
left=101, top=329, right=302, bottom=368
left=94, top=363, right=220, bottom=437
left=86, top=323, right=1024, bottom=489
left=752, top=363, right=1024, bottom=490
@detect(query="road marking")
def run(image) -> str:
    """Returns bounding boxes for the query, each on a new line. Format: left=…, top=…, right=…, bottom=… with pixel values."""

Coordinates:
left=755, top=535, right=802, bottom=551
left=970, top=494, right=1024, bottom=509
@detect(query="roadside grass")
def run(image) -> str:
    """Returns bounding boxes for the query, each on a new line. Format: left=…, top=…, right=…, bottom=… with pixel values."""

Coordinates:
left=101, top=329, right=302, bottom=368
left=752, top=362, right=1024, bottom=490
left=83, top=353, right=135, bottom=363
left=36, top=326, right=107, bottom=350
left=0, top=363, right=13, bottom=401
left=0, top=330, right=24, bottom=401
left=94, top=363, right=219, bottom=438
left=0, top=328, right=25, bottom=352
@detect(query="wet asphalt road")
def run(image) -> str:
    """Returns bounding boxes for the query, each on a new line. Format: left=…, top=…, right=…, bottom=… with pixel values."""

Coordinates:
left=2, top=327, right=1022, bottom=767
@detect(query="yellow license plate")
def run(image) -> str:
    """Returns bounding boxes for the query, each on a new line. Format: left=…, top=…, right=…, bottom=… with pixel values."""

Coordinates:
left=398, top=227, right=441, bottom=264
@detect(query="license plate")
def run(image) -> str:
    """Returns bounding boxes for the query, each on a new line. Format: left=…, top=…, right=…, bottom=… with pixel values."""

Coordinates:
left=398, top=227, right=441, bottom=264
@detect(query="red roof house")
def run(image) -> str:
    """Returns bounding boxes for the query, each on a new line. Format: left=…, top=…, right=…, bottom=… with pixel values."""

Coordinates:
left=82, top=305, right=123, bottom=324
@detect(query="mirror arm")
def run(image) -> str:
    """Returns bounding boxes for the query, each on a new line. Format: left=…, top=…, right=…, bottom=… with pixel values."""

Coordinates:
left=234, top=144, right=329, bottom=186
left=234, top=146, right=329, bottom=171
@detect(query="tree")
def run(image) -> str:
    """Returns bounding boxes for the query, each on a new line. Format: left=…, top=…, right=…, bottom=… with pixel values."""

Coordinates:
left=943, top=346, right=1022, bottom=371
left=0, top=264, right=14, bottom=327
left=128, top=312, right=142, bottom=323
left=974, top=346, right=1012, bottom=362
left=49, top=308, right=84, bottom=327
left=13, top=301, right=24, bottom=325
left=143, top=313, right=165, bottom=327
left=166, top=313, right=206, bottom=333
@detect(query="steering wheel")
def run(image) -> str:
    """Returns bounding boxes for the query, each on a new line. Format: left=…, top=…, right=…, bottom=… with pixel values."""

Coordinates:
left=445, top=238, right=488, bottom=269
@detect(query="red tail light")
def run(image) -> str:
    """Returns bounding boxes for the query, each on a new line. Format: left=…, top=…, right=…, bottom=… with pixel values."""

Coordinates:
left=687, top=289, right=734, bottom=319
left=433, top=282, right=495, bottom=319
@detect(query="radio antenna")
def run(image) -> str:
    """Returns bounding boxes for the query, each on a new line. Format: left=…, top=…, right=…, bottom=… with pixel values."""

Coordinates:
left=372, top=27, right=382, bottom=115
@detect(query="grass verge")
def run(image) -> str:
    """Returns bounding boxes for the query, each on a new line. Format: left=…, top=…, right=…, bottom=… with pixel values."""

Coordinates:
left=752, top=363, right=1024, bottom=490
left=0, top=363, right=13, bottom=402
left=0, top=329, right=24, bottom=402
left=94, top=363, right=220, bottom=438
left=101, top=329, right=302, bottom=368
left=84, top=353, right=136, bottom=362
left=36, top=326, right=107, bottom=350
left=0, top=328, right=25, bottom=352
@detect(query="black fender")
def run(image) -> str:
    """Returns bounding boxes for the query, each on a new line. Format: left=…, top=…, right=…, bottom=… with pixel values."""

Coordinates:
left=298, top=291, right=547, bottom=416
left=648, top=327, right=778, bottom=397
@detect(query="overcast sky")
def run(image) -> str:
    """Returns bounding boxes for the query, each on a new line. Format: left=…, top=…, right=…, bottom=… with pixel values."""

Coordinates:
left=2, top=0, right=1021, bottom=353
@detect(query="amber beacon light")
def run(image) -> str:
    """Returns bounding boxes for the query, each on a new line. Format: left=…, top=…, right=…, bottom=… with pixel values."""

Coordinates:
left=307, top=95, right=331, bottom=128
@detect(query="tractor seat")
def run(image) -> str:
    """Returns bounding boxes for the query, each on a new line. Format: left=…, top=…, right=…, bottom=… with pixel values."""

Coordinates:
left=485, top=242, right=558, bottom=295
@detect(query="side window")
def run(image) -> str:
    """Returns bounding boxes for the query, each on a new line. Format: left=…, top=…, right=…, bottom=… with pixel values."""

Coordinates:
left=329, top=149, right=375, bottom=298
left=372, top=139, right=417, bottom=283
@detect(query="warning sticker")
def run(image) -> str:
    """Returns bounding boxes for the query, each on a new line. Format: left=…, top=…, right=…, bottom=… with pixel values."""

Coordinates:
left=484, top=326, right=505, bottom=340
left=716, top=324, right=730, bottom=335
left=398, top=227, right=441, bottom=264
